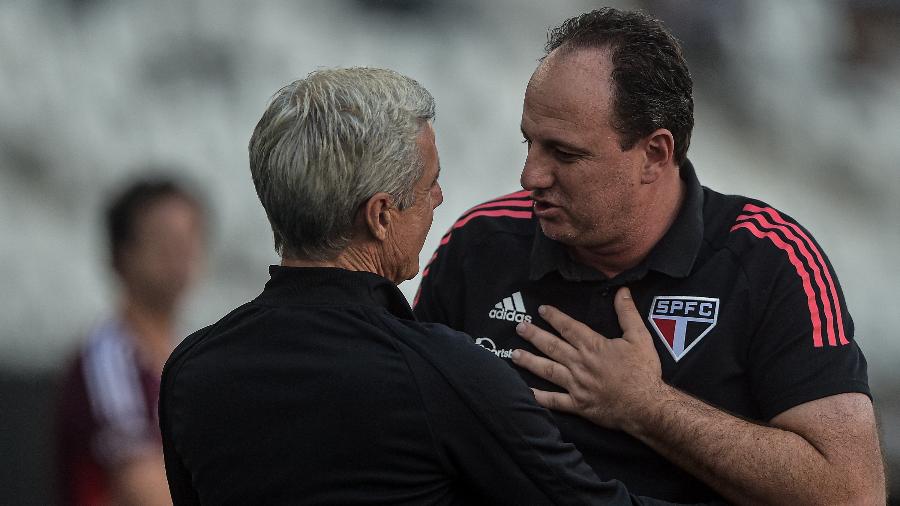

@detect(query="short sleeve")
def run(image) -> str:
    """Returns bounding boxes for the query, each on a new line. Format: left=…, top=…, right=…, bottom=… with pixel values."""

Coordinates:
left=737, top=212, right=869, bottom=420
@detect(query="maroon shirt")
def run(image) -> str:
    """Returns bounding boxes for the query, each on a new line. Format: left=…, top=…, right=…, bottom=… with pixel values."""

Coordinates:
left=56, top=319, right=162, bottom=505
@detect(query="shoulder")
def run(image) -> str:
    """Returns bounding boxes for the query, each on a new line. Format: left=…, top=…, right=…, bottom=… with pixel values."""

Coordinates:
left=163, top=302, right=259, bottom=383
left=704, top=188, right=852, bottom=348
left=704, top=187, right=839, bottom=296
left=439, top=190, right=535, bottom=246
left=702, top=187, right=824, bottom=263
left=80, top=319, right=135, bottom=364
left=420, top=190, right=535, bottom=289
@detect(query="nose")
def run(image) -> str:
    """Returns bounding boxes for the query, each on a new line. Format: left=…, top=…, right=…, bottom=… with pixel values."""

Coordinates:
left=432, top=182, right=443, bottom=209
left=520, top=147, right=554, bottom=191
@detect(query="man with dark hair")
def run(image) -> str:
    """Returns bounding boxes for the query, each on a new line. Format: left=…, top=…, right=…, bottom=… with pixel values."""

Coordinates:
left=57, top=177, right=206, bottom=505
left=414, top=7, right=885, bottom=504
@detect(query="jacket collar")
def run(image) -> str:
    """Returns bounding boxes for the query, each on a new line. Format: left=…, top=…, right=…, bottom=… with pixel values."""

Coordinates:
left=255, top=265, right=415, bottom=320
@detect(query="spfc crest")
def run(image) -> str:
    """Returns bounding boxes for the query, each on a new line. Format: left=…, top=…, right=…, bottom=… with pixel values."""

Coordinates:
left=647, top=296, right=719, bottom=362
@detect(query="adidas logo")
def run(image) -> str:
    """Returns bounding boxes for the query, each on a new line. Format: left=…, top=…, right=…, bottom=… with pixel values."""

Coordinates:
left=487, top=292, right=532, bottom=323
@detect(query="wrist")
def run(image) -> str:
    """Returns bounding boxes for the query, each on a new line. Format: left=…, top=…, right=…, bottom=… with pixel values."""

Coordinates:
left=619, top=380, right=679, bottom=438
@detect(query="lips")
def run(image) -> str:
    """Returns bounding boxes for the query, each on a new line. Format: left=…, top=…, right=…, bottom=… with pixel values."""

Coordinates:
left=532, top=198, right=562, bottom=217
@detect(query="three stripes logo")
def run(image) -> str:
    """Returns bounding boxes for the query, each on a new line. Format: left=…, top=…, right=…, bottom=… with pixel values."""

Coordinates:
left=731, top=204, right=848, bottom=348
left=648, top=296, right=719, bottom=362
left=488, top=291, right=532, bottom=323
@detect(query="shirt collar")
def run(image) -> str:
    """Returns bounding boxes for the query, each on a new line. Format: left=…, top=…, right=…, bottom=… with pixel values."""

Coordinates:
left=529, top=159, right=704, bottom=283
left=255, top=265, right=415, bottom=320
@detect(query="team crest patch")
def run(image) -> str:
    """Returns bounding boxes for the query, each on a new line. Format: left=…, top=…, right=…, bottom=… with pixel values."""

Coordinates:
left=647, top=296, right=719, bottom=362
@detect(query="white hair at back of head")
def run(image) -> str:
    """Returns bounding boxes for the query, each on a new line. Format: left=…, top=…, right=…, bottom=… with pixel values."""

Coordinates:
left=249, top=67, right=435, bottom=261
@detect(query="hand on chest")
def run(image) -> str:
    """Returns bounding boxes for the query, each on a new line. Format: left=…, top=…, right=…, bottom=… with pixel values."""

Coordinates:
left=460, top=271, right=767, bottom=418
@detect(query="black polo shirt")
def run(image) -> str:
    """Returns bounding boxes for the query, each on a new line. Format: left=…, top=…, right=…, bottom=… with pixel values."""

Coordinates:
left=413, top=160, right=869, bottom=503
left=159, top=266, right=678, bottom=505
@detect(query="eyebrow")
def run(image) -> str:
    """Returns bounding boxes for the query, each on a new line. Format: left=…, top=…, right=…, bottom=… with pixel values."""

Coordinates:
left=521, top=127, right=587, bottom=154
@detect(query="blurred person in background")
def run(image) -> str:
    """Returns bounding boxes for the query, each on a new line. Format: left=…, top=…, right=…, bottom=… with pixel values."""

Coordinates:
left=414, top=7, right=885, bottom=504
left=159, top=67, right=681, bottom=505
left=56, top=177, right=206, bottom=505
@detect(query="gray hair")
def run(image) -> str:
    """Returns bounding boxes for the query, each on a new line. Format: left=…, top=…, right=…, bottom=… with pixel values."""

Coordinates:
left=249, top=67, right=436, bottom=260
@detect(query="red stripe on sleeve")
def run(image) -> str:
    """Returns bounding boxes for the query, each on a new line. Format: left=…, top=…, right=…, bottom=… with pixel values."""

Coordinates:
left=492, top=189, right=532, bottom=201
left=466, top=199, right=534, bottom=212
left=743, top=204, right=848, bottom=345
left=736, top=213, right=839, bottom=346
left=730, top=221, right=825, bottom=347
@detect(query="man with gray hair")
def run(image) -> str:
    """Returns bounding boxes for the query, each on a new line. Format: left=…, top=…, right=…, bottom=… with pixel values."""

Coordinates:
left=158, top=67, right=676, bottom=504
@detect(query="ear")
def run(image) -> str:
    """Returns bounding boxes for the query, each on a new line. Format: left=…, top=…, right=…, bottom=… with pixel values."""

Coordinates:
left=361, top=192, right=395, bottom=242
left=640, top=128, right=675, bottom=184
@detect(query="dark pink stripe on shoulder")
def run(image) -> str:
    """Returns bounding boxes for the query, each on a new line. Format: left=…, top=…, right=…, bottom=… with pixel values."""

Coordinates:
left=459, top=190, right=532, bottom=215
left=438, top=209, right=532, bottom=247
left=466, top=199, right=534, bottom=213
left=730, top=220, right=825, bottom=347
left=449, top=209, right=533, bottom=236
left=493, top=189, right=532, bottom=201
left=736, top=213, right=839, bottom=347
left=742, top=204, right=847, bottom=345
left=420, top=207, right=533, bottom=284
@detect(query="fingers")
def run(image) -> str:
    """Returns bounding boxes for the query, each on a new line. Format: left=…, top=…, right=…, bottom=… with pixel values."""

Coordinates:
left=515, top=318, right=577, bottom=362
left=510, top=349, right=573, bottom=389
left=529, top=388, right=578, bottom=414
left=534, top=304, right=595, bottom=349
left=614, top=287, right=647, bottom=343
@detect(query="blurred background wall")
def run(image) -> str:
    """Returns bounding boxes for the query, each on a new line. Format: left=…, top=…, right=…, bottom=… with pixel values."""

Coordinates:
left=1, top=0, right=898, bottom=503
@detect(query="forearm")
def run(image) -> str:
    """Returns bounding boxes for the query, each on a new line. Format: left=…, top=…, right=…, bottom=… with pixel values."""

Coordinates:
left=629, top=387, right=879, bottom=505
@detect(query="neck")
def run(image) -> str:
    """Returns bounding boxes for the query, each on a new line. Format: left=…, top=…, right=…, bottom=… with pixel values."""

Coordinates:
left=282, top=244, right=389, bottom=281
left=122, top=295, right=177, bottom=372
left=571, top=175, right=685, bottom=278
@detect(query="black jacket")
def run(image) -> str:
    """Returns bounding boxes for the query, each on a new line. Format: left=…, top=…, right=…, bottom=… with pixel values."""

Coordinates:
left=160, top=266, right=673, bottom=505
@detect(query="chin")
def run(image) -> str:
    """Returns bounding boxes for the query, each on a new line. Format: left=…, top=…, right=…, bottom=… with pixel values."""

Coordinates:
left=538, top=221, right=579, bottom=245
left=404, top=263, right=420, bottom=282
left=390, top=264, right=418, bottom=285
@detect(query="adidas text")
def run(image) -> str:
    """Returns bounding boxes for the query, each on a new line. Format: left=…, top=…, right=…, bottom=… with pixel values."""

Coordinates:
left=487, top=309, right=532, bottom=323
left=488, top=291, right=532, bottom=323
